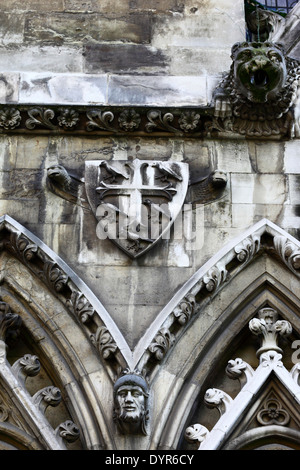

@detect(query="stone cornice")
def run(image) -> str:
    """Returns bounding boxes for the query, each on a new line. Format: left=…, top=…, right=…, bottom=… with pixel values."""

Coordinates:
left=0, top=103, right=215, bottom=138
left=0, top=65, right=298, bottom=139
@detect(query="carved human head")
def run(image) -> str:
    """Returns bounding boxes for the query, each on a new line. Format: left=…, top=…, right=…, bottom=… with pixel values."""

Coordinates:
left=113, top=370, right=150, bottom=435
left=231, top=41, right=287, bottom=103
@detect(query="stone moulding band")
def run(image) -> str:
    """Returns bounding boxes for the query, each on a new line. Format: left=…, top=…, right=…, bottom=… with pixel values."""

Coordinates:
left=0, top=103, right=295, bottom=140
left=0, top=214, right=132, bottom=373
left=1, top=215, right=300, bottom=379
left=0, top=104, right=215, bottom=138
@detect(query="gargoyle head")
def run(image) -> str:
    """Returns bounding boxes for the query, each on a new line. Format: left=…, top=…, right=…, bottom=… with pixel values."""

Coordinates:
left=47, top=164, right=72, bottom=190
left=231, top=41, right=287, bottom=103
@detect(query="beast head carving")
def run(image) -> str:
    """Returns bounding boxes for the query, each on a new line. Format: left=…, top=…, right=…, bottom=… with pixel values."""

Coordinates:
left=213, top=41, right=300, bottom=138
left=231, top=42, right=287, bottom=103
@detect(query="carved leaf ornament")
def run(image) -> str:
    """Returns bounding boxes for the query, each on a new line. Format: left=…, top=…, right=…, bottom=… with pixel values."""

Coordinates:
left=1, top=216, right=300, bottom=389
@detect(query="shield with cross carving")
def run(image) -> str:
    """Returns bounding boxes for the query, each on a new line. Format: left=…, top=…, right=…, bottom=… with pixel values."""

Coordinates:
left=84, top=159, right=189, bottom=258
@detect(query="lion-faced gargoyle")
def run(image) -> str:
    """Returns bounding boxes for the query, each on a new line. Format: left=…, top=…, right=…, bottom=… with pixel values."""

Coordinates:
left=212, top=41, right=300, bottom=138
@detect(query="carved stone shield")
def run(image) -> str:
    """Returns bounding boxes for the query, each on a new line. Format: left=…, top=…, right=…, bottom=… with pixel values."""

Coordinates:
left=85, top=159, right=189, bottom=258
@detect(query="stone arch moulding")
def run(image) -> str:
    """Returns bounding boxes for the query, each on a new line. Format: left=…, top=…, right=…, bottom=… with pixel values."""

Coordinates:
left=135, top=217, right=300, bottom=372
left=2, top=213, right=300, bottom=450
left=0, top=214, right=131, bottom=369
left=0, top=213, right=135, bottom=450
left=144, top=218, right=300, bottom=450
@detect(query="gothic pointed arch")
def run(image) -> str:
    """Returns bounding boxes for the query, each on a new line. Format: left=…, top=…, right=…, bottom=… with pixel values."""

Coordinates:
left=147, top=219, right=300, bottom=450
left=0, top=214, right=131, bottom=450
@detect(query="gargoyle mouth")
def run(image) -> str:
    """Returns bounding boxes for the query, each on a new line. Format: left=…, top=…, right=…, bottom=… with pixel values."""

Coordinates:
left=47, top=169, right=60, bottom=178
left=250, top=69, right=269, bottom=88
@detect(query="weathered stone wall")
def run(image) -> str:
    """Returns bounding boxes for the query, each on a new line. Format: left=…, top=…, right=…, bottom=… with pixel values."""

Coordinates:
left=0, top=0, right=248, bottom=350
left=0, top=0, right=300, bottom=451
left=0, top=0, right=245, bottom=75
left=1, top=133, right=299, bottom=348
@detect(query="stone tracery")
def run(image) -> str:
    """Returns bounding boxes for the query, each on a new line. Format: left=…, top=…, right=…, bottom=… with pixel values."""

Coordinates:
left=184, top=308, right=300, bottom=450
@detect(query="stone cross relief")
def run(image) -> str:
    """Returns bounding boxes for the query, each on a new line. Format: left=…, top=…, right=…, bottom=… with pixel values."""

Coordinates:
left=46, top=159, right=227, bottom=258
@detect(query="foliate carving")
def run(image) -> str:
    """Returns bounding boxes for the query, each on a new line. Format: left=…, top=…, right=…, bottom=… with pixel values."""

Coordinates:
left=57, top=108, right=79, bottom=129
left=249, top=307, right=292, bottom=356
left=41, top=261, right=68, bottom=293
left=0, top=343, right=80, bottom=448
left=25, top=107, right=57, bottom=130
left=203, top=263, right=227, bottom=292
left=148, top=328, right=175, bottom=362
left=178, top=111, right=201, bottom=133
left=145, top=110, right=178, bottom=134
left=184, top=311, right=298, bottom=450
left=226, top=357, right=254, bottom=387
left=67, top=291, right=95, bottom=324
left=273, top=235, right=300, bottom=275
left=184, top=423, right=209, bottom=445
left=257, top=398, right=290, bottom=426
left=33, top=386, right=62, bottom=414
left=12, top=354, right=41, bottom=386
left=0, top=107, right=21, bottom=130
left=86, top=109, right=115, bottom=132
left=0, top=105, right=205, bottom=136
left=90, top=326, right=118, bottom=360
left=234, top=234, right=260, bottom=263
left=212, top=41, right=300, bottom=138
left=5, top=231, right=38, bottom=263
left=113, top=369, right=150, bottom=435
left=204, top=388, right=233, bottom=416
left=118, top=109, right=141, bottom=131
left=260, top=350, right=284, bottom=367
left=55, top=420, right=81, bottom=444
left=0, top=98, right=298, bottom=139
left=173, top=294, right=196, bottom=325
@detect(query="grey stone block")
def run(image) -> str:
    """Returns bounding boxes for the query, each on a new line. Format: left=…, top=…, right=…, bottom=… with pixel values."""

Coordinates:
left=83, top=43, right=169, bottom=74
left=108, top=75, right=207, bottom=106
left=19, top=72, right=108, bottom=105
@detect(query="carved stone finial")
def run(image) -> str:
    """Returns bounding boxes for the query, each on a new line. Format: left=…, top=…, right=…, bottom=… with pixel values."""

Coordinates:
left=113, top=369, right=150, bottom=435
left=249, top=307, right=292, bottom=357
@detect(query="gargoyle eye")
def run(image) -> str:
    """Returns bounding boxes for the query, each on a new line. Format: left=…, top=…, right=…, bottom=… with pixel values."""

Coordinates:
left=267, top=51, right=282, bottom=62
left=237, top=49, right=252, bottom=61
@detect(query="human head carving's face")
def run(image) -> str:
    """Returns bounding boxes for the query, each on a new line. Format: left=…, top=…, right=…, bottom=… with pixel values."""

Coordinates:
left=116, top=385, right=146, bottom=422
left=113, top=372, right=150, bottom=434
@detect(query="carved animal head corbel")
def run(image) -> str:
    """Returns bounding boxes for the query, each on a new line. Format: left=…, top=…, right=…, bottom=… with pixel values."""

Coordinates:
left=231, top=41, right=287, bottom=103
left=212, top=41, right=300, bottom=138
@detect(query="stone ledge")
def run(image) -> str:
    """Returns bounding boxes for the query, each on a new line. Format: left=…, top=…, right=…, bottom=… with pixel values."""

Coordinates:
left=0, top=71, right=220, bottom=106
